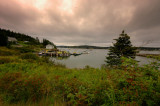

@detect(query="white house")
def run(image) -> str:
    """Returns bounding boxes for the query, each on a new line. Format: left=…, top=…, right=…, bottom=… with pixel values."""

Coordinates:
left=46, top=44, right=54, bottom=49
left=24, top=41, right=29, bottom=43
left=8, top=37, right=17, bottom=42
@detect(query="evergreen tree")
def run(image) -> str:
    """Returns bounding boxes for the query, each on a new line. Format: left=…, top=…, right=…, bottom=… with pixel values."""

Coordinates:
left=0, top=33, right=8, bottom=46
left=42, top=39, right=56, bottom=48
left=36, top=37, right=40, bottom=44
left=106, top=30, right=137, bottom=66
left=42, top=39, right=50, bottom=47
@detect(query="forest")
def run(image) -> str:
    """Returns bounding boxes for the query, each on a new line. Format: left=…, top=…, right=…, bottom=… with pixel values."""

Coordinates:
left=0, top=28, right=55, bottom=47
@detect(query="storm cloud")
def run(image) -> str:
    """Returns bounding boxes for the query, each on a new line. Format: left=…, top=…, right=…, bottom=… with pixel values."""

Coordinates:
left=0, top=0, right=160, bottom=47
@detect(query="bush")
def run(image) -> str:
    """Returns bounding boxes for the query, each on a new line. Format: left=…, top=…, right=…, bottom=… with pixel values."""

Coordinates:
left=0, top=55, right=160, bottom=105
left=0, top=47, right=18, bottom=56
left=0, top=72, right=51, bottom=103
left=40, top=56, right=52, bottom=64
left=20, top=53, right=39, bottom=60
left=15, top=47, right=35, bottom=53
left=0, top=57, right=14, bottom=64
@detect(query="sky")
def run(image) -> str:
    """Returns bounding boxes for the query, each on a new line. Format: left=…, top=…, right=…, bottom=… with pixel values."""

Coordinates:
left=0, top=0, right=160, bottom=47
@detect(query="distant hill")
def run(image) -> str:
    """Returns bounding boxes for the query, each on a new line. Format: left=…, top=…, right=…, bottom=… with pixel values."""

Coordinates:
left=138, top=47, right=160, bottom=51
left=0, top=28, right=40, bottom=44
left=57, top=45, right=160, bottom=50
left=57, top=45, right=109, bottom=49
left=0, top=28, right=56, bottom=47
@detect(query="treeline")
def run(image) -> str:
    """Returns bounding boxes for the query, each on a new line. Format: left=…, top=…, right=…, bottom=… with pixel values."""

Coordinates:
left=57, top=45, right=109, bottom=49
left=58, top=45, right=160, bottom=50
left=0, top=28, right=56, bottom=47
left=0, top=28, right=39, bottom=44
left=138, top=47, right=160, bottom=50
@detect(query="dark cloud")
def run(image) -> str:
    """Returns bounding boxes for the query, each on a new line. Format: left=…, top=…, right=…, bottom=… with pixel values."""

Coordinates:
left=0, top=0, right=40, bottom=31
left=128, top=0, right=160, bottom=30
left=0, top=0, right=160, bottom=47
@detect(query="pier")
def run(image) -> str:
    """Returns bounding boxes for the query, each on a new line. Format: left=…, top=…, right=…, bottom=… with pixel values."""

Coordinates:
left=38, top=49, right=90, bottom=57
left=38, top=49, right=70, bottom=57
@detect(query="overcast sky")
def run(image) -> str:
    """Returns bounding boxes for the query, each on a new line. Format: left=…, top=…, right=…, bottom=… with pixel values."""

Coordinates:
left=0, top=0, right=160, bottom=47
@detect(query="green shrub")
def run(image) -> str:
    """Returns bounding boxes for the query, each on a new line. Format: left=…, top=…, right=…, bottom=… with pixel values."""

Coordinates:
left=15, top=47, right=35, bottom=53
left=0, top=57, right=14, bottom=64
left=0, top=47, right=18, bottom=56
left=40, top=56, right=53, bottom=64
left=20, top=53, right=38, bottom=60
left=0, top=55, right=160, bottom=105
left=0, top=72, right=51, bottom=103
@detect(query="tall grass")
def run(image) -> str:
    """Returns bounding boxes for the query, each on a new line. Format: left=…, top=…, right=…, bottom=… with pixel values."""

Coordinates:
left=0, top=47, right=19, bottom=56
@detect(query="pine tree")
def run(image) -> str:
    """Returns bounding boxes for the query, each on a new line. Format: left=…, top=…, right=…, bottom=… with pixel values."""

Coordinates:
left=0, top=33, right=8, bottom=46
left=36, top=37, right=40, bottom=44
left=42, top=38, right=56, bottom=48
left=106, top=30, right=137, bottom=66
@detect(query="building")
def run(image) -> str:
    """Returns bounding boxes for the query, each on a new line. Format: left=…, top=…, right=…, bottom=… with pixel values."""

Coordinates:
left=46, top=44, right=54, bottom=49
left=24, top=41, right=29, bottom=43
left=8, top=37, right=17, bottom=42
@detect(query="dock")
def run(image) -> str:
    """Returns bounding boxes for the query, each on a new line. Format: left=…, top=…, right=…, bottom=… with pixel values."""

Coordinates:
left=38, top=49, right=89, bottom=57
left=38, top=49, right=70, bottom=57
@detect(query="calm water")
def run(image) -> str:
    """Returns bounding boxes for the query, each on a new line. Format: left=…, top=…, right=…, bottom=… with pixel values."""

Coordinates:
left=50, top=48, right=160, bottom=68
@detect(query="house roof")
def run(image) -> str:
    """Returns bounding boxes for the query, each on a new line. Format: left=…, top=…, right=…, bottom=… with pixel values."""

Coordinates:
left=46, top=44, right=54, bottom=46
left=8, top=37, right=17, bottom=42
left=46, top=44, right=54, bottom=49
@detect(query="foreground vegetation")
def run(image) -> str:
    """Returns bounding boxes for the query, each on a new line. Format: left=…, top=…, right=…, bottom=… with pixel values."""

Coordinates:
left=0, top=46, right=160, bottom=106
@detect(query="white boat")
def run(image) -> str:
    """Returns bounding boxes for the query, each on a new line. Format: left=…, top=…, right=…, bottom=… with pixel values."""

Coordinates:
left=83, top=51, right=90, bottom=54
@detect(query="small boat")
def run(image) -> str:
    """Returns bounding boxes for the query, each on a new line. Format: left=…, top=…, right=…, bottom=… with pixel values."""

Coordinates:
left=83, top=51, right=90, bottom=54
left=38, top=52, right=43, bottom=55
left=38, top=52, right=46, bottom=56
left=71, top=52, right=81, bottom=56
left=73, top=53, right=81, bottom=56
